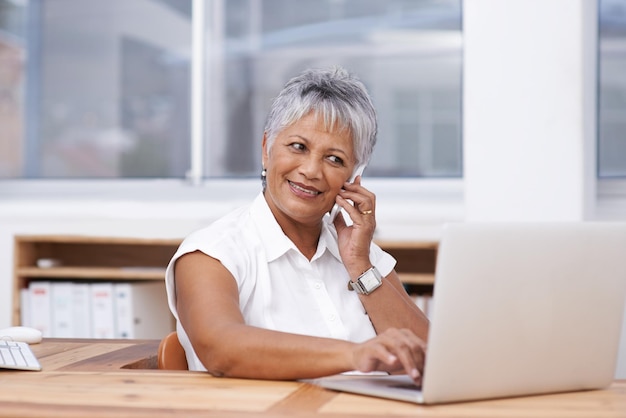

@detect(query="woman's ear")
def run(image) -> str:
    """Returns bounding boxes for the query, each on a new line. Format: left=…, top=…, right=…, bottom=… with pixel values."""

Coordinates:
left=261, top=132, right=269, bottom=168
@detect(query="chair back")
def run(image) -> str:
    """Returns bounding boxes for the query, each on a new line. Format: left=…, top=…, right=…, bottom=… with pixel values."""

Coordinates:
left=157, top=331, right=188, bottom=370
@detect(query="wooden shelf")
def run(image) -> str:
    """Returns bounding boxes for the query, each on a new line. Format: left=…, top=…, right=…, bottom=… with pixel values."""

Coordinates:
left=13, top=235, right=438, bottom=329
left=12, top=235, right=182, bottom=328
left=15, top=267, right=167, bottom=280
left=397, top=273, right=435, bottom=286
left=375, top=239, right=438, bottom=290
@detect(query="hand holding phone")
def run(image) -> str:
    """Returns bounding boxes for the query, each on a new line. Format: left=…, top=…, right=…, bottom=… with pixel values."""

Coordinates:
left=328, top=164, right=366, bottom=223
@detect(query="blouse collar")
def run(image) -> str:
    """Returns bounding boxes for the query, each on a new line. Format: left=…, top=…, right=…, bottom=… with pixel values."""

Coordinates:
left=250, top=192, right=342, bottom=263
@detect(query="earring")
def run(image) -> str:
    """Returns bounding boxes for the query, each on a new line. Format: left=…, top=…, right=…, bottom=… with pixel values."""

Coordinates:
left=261, top=168, right=267, bottom=190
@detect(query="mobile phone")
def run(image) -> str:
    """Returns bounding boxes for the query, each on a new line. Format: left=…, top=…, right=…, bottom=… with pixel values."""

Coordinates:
left=328, top=164, right=366, bottom=223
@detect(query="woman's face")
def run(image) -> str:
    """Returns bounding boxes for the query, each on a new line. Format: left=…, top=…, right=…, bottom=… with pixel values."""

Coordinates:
left=262, top=112, right=356, bottom=226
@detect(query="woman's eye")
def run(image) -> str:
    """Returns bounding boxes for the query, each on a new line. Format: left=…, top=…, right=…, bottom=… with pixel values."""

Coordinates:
left=290, top=143, right=306, bottom=152
left=328, top=155, right=344, bottom=166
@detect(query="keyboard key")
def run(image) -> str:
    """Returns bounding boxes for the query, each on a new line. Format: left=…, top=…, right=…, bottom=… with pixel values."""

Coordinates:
left=0, top=339, right=42, bottom=371
left=0, top=346, right=17, bottom=366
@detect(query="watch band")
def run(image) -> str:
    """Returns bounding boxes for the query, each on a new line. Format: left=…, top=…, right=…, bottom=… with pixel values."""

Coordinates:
left=349, top=266, right=383, bottom=295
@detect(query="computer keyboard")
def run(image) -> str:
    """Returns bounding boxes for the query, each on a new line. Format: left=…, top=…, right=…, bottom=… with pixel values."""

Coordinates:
left=0, top=339, right=42, bottom=371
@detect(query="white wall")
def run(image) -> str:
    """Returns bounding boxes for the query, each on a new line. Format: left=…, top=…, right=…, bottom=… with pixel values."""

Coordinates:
left=464, top=0, right=596, bottom=221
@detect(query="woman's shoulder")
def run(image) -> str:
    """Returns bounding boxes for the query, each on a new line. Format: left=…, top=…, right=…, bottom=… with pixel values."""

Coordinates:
left=172, top=203, right=264, bottom=285
left=183, top=204, right=255, bottom=250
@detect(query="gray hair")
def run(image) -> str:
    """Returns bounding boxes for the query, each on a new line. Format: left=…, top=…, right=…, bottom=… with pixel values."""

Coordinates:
left=264, top=66, right=378, bottom=167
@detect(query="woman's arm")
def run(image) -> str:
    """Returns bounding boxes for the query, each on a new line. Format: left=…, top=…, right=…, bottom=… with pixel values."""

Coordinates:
left=175, top=251, right=425, bottom=381
left=333, top=177, right=430, bottom=340
left=352, top=268, right=430, bottom=341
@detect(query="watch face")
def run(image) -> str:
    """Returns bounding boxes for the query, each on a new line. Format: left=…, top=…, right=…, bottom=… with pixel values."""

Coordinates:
left=361, top=272, right=380, bottom=291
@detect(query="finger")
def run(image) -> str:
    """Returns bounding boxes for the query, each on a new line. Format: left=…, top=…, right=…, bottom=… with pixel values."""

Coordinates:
left=334, top=195, right=376, bottom=228
left=340, top=206, right=376, bottom=236
left=336, top=191, right=374, bottom=216
left=392, top=344, right=423, bottom=381
left=403, top=343, right=427, bottom=381
left=341, top=190, right=376, bottom=210
left=342, top=177, right=375, bottom=200
left=355, top=343, right=400, bottom=373
left=339, top=189, right=376, bottom=217
left=380, top=330, right=426, bottom=381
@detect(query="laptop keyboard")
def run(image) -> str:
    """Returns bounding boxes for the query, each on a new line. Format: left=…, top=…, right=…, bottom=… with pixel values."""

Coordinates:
left=0, top=339, right=42, bottom=371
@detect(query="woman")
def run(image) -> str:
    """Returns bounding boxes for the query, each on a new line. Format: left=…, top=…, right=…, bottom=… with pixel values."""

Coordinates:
left=165, top=66, right=429, bottom=382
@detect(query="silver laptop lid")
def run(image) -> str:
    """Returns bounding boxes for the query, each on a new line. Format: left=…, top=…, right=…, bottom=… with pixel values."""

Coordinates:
left=422, top=222, right=626, bottom=404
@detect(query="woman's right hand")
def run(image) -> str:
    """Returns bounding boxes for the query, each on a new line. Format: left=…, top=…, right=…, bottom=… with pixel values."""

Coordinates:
left=351, top=328, right=427, bottom=383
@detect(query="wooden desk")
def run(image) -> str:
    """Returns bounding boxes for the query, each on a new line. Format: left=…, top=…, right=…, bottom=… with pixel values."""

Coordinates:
left=1, top=339, right=625, bottom=418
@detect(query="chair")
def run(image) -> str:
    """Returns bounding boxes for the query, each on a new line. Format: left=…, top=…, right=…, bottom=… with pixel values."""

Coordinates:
left=157, top=331, right=188, bottom=370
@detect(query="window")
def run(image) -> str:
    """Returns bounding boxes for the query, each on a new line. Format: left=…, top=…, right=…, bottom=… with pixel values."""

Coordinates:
left=16, top=0, right=191, bottom=178
left=0, top=0, right=462, bottom=181
left=599, top=0, right=626, bottom=178
left=0, top=0, right=25, bottom=178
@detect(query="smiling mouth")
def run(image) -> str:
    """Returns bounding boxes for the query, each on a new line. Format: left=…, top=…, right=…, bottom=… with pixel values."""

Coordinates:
left=289, top=180, right=320, bottom=196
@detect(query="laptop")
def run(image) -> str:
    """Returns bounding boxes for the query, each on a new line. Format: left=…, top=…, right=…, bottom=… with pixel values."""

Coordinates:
left=311, top=222, right=626, bottom=404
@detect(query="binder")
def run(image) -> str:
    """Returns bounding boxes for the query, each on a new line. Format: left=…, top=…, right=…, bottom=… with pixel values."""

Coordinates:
left=20, top=288, right=31, bottom=327
left=72, top=283, right=92, bottom=338
left=29, top=281, right=52, bottom=337
left=113, top=282, right=172, bottom=339
left=51, top=282, right=74, bottom=337
left=113, top=283, right=134, bottom=338
left=90, top=283, right=116, bottom=338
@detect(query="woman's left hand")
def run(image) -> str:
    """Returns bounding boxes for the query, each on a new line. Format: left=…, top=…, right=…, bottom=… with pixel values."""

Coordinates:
left=333, top=175, right=377, bottom=275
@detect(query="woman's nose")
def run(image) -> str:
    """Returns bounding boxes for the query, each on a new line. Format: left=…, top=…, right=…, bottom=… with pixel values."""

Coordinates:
left=299, top=158, right=322, bottom=179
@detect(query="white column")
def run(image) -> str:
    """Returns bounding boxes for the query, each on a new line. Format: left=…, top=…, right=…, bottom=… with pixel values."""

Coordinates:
left=463, top=0, right=597, bottom=221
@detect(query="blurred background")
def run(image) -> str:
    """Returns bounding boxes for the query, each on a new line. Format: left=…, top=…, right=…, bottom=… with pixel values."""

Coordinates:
left=1, top=0, right=625, bottom=375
